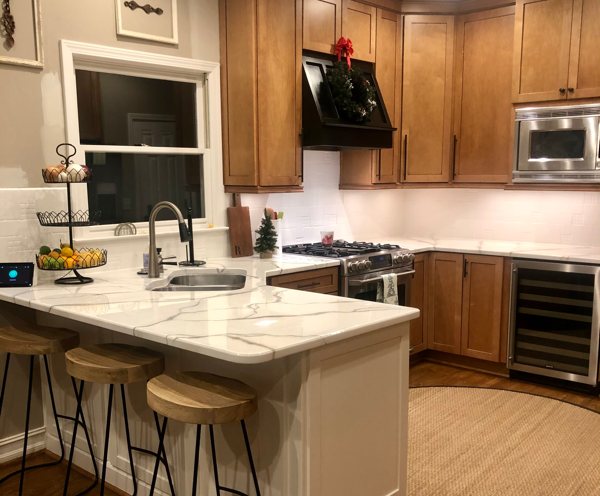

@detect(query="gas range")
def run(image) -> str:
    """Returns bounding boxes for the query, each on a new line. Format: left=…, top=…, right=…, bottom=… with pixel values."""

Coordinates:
left=282, top=240, right=414, bottom=277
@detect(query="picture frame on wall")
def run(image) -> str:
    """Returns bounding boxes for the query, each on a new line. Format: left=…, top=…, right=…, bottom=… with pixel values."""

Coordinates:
left=0, top=0, right=43, bottom=68
left=115, top=0, right=178, bottom=45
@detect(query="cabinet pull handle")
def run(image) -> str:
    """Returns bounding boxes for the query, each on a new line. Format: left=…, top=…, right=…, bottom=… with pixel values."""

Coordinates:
left=463, top=258, right=468, bottom=278
left=298, top=281, right=320, bottom=289
left=452, top=135, right=458, bottom=179
left=377, top=151, right=382, bottom=180
left=559, top=87, right=566, bottom=94
left=403, top=134, right=408, bottom=181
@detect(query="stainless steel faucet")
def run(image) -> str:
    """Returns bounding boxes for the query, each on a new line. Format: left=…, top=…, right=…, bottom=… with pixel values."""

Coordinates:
left=148, top=201, right=190, bottom=278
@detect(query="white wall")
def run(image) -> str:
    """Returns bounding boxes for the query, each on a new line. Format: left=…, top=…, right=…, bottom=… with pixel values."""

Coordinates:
left=244, top=152, right=600, bottom=248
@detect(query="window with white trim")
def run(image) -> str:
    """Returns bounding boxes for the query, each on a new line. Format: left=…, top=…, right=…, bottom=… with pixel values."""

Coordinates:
left=60, top=40, right=221, bottom=233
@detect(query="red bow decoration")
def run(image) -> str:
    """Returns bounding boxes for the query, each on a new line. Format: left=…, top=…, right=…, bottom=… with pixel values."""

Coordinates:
left=335, top=37, right=354, bottom=68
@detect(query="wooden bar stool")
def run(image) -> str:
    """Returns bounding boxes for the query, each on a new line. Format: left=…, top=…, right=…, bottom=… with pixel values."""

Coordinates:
left=63, top=343, right=174, bottom=496
left=0, top=313, right=97, bottom=496
left=147, top=372, right=261, bottom=496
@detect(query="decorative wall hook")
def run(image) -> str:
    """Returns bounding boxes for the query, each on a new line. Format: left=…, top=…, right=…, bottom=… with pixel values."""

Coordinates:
left=124, top=1, right=163, bottom=15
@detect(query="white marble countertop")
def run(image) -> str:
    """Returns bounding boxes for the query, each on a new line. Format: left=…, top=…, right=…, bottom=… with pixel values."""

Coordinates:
left=369, top=238, right=600, bottom=264
left=0, top=254, right=418, bottom=364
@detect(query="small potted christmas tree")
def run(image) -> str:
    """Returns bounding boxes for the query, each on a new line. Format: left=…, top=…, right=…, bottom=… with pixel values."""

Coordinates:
left=254, top=209, right=278, bottom=258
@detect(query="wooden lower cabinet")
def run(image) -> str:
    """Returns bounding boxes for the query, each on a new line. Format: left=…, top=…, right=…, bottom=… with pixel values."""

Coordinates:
left=427, top=252, right=505, bottom=362
left=409, top=253, right=428, bottom=354
left=268, top=266, right=339, bottom=295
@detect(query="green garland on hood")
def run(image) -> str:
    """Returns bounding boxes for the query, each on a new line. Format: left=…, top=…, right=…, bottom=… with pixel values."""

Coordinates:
left=326, top=61, right=377, bottom=124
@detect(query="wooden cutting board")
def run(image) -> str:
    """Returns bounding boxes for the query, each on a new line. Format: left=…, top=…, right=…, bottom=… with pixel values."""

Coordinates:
left=227, top=193, right=254, bottom=257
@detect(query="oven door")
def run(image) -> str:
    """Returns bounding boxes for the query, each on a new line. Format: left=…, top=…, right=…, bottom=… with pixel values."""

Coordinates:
left=344, top=268, right=414, bottom=305
left=517, top=116, right=599, bottom=174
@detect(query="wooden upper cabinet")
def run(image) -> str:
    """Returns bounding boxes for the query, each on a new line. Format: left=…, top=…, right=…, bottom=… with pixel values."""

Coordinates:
left=453, top=7, right=514, bottom=183
left=339, top=9, right=401, bottom=189
left=342, top=0, right=377, bottom=62
left=220, top=0, right=302, bottom=192
left=568, top=0, right=600, bottom=99
left=303, top=0, right=342, bottom=54
left=402, top=16, right=454, bottom=183
left=427, top=252, right=463, bottom=355
left=461, top=255, right=504, bottom=362
left=512, top=0, right=600, bottom=103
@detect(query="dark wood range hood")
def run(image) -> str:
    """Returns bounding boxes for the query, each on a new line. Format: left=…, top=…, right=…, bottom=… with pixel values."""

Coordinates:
left=301, top=53, right=395, bottom=150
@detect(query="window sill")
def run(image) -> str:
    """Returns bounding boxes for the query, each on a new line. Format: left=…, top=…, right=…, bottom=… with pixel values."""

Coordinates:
left=73, top=225, right=228, bottom=244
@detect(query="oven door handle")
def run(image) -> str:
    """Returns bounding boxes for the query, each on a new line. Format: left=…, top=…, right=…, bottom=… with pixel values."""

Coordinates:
left=348, top=270, right=415, bottom=286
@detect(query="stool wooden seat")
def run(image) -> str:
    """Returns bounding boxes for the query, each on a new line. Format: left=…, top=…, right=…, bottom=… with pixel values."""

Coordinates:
left=147, top=371, right=258, bottom=425
left=65, top=343, right=165, bottom=384
left=0, top=323, right=79, bottom=355
left=0, top=305, right=95, bottom=496
left=63, top=343, right=174, bottom=496
left=147, top=372, right=261, bottom=496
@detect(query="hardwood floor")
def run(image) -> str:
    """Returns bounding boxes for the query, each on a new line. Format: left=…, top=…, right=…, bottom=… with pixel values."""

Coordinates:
left=410, top=360, right=600, bottom=413
left=0, top=451, right=121, bottom=496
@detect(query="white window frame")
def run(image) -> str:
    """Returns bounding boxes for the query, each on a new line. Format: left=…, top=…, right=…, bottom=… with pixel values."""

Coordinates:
left=60, top=39, right=221, bottom=236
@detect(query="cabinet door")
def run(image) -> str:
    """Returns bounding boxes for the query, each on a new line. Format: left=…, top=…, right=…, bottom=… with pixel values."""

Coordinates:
left=567, top=0, right=600, bottom=99
left=342, top=0, right=376, bottom=62
left=402, top=16, right=454, bottom=183
left=257, top=0, right=302, bottom=187
left=375, top=9, right=402, bottom=184
left=427, top=252, right=463, bottom=354
left=303, top=0, right=342, bottom=54
left=461, top=255, right=504, bottom=362
left=220, top=0, right=259, bottom=187
left=453, top=7, right=514, bottom=183
left=512, top=0, right=573, bottom=103
left=409, top=253, right=428, bottom=354
left=339, top=8, right=401, bottom=189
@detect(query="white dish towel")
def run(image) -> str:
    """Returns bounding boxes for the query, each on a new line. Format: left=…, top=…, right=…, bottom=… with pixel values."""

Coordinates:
left=376, top=273, right=399, bottom=305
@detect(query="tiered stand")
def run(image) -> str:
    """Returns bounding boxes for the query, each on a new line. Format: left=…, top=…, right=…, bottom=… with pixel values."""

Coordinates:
left=36, top=143, right=107, bottom=284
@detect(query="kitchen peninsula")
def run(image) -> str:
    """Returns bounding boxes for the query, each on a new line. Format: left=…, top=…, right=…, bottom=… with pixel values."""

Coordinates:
left=0, top=255, right=418, bottom=496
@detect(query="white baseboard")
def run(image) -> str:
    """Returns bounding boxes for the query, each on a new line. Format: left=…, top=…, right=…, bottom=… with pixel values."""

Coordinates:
left=0, top=427, right=46, bottom=464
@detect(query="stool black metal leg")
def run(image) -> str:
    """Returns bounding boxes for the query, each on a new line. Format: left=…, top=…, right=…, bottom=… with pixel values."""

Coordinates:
left=66, top=377, right=98, bottom=496
left=148, top=416, right=169, bottom=496
left=153, top=412, right=176, bottom=496
left=209, top=425, right=221, bottom=496
left=241, top=420, right=261, bottom=496
left=18, top=355, right=34, bottom=496
left=192, top=424, right=202, bottom=496
left=64, top=379, right=86, bottom=496
left=0, top=353, right=11, bottom=416
left=120, top=384, right=138, bottom=495
left=43, top=355, right=65, bottom=462
left=100, top=384, right=114, bottom=496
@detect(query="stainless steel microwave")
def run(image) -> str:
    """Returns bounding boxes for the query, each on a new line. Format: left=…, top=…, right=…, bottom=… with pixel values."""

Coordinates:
left=513, top=104, right=600, bottom=183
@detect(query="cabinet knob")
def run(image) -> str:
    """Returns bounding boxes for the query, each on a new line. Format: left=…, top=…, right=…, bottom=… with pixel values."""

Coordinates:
left=559, top=88, right=566, bottom=94
left=568, top=87, right=575, bottom=93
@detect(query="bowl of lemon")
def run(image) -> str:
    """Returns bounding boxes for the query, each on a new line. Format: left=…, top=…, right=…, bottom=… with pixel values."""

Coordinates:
left=36, top=245, right=108, bottom=271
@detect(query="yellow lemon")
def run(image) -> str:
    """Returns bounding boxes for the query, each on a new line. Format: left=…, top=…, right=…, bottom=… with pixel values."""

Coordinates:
left=65, top=257, right=75, bottom=269
left=61, top=246, right=74, bottom=258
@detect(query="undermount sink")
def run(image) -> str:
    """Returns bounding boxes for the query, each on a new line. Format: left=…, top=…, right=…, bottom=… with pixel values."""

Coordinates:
left=147, top=269, right=247, bottom=292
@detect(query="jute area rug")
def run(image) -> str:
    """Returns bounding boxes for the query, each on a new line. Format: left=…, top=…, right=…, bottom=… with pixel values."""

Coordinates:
left=409, top=386, right=600, bottom=496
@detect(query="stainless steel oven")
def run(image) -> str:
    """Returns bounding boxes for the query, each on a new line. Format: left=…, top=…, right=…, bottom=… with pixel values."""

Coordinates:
left=513, top=104, right=600, bottom=183
left=344, top=266, right=413, bottom=305
left=282, top=241, right=415, bottom=305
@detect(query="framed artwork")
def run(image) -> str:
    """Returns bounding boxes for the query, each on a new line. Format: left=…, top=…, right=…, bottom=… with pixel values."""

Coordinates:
left=115, top=0, right=178, bottom=45
left=0, top=0, right=43, bottom=68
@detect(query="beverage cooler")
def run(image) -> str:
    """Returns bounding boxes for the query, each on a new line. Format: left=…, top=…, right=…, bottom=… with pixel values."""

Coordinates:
left=508, top=259, right=600, bottom=386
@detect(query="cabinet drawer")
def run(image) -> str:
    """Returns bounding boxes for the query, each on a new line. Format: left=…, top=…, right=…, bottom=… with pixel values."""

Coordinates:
left=268, top=267, right=339, bottom=294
